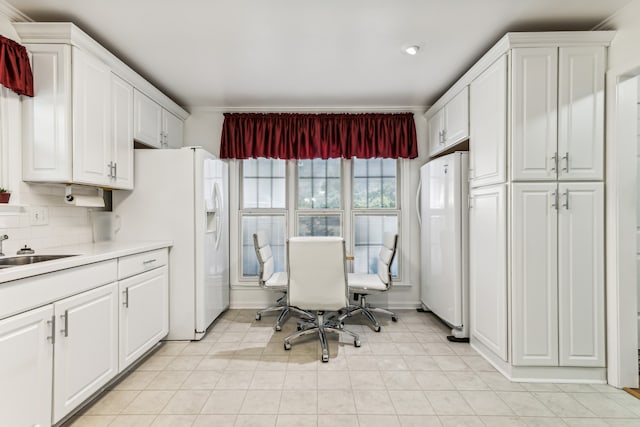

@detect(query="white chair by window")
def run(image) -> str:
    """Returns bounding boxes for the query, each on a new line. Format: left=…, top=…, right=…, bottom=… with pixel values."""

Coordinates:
left=342, top=232, right=399, bottom=332
left=284, top=236, right=360, bottom=362
left=253, top=231, right=310, bottom=331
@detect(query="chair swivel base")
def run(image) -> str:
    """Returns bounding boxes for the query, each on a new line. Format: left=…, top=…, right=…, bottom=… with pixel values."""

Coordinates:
left=284, top=312, right=360, bottom=362
left=255, top=295, right=313, bottom=331
left=340, top=294, right=398, bottom=332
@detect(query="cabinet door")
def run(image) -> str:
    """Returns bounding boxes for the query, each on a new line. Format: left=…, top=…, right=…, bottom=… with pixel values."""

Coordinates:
left=558, top=46, right=605, bottom=181
left=469, top=55, right=508, bottom=188
left=22, top=44, right=73, bottom=182
left=427, top=108, right=444, bottom=156
left=111, top=73, right=134, bottom=190
left=511, top=48, right=558, bottom=181
left=444, top=86, right=469, bottom=147
left=72, top=47, right=112, bottom=187
left=558, top=182, right=605, bottom=367
left=53, top=283, right=118, bottom=423
left=119, top=266, right=169, bottom=370
left=511, top=183, right=558, bottom=366
left=133, top=89, right=163, bottom=148
left=469, top=184, right=508, bottom=361
left=163, top=110, right=184, bottom=148
left=0, top=305, right=53, bottom=427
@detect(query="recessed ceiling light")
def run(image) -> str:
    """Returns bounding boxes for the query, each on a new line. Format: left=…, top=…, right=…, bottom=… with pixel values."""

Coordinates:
left=403, top=45, right=420, bottom=56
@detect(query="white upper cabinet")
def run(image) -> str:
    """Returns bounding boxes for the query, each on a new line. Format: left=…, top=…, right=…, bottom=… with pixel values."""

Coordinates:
left=558, top=182, right=605, bottom=367
left=511, top=46, right=605, bottom=182
left=511, top=48, right=558, bottom=181
left=469, top=55, right=507, bottom=188
left=134, top=89, right=184, bottom=149
left=111, top=73, right=134, bottom=190
left=427, top=87, right=469, bottom=156
left=557, top=47, right=605, bottom=181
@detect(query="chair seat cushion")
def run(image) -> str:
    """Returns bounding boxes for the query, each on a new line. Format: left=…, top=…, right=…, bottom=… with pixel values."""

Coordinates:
left=265, top=271, right=288, bottom=290
left=348, top=273, right=388, bottom=293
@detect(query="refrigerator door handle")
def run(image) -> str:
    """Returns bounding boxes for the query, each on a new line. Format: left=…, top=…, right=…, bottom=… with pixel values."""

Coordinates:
left=416, top=178, right=422, bottom=227
left=213, top=182, right=223, bottom=250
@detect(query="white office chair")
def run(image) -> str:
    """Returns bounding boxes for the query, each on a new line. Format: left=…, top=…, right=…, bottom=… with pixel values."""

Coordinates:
left=253, top=232, right=311, bottom=331
left=284, top=236, right=360, bottom=362
left=342, top=232, right=399, bottom=332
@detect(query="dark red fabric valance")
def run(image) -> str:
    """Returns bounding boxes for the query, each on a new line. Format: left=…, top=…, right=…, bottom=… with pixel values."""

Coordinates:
left=0, top=35, right=33, bottom=97
left=220, top=112, right=418, bottom=160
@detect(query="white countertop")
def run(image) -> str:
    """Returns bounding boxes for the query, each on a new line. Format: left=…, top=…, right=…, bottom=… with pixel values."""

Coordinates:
left=0, top=240, right=172, bottom=284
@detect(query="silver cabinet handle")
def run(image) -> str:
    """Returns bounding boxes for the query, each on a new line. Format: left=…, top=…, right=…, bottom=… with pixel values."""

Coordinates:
left=563, top=190, right=570, bottom=209
left=47, top=316, right=55, bottom=344
left=442, top=128, right=447, bottom=143
left=143, top=259, right=157, bottom=265
left=107, top=161, right=113, bottom=178
left=551, top=153, right=558, bottom=172
left=468, top=194, right=473, bottom=209
left=123, top=288, right=129, bottom=308
left=113, top=162, right=117, bottom=179
left=551, top=191, right=558, bottom=210
left=60, top=310, right=68, bottom=337
left=562, top=152, right=569, bottom=173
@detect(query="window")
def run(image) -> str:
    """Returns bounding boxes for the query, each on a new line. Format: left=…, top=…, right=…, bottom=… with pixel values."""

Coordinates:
left=353, top=158, right=397, bottom=208
left=240, top=159, right=286, bottom=277
left=296, top=159, right=342, bottom=237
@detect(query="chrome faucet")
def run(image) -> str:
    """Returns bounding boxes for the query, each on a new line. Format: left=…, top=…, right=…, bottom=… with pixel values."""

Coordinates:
left=0, top=235, right=7, bottom=257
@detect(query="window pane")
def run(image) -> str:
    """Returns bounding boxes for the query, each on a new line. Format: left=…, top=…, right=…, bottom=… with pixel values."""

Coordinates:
left=241, top=215, right=286, bottom=277
left=297, top=214, right=341, bottom=237
left=353, top=215, right=398, bottom=276
left=242, top=159, right=286, bottom=209
left=352, top=158, right=397, bottom=209
left=297, top=159, right=341, bottom=209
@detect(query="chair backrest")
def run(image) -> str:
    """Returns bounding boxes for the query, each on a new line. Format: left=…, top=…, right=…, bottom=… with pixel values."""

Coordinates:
left=287, top=236, right=348, bottom=311
left=253, top=231, right=274, bottom=285
left=377, top=233, right=398, bottom=286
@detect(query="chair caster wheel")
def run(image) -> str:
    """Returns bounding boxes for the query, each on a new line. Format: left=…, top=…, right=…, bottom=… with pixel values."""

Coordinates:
left=255, top=313, right=261, bottom=321
left=297, top=324, right=302, bottom=331
left=374, top=325, right=381, bottom=332
left=275, top=324, right=282, bottom=332
left=322, top=352, right=329, bottom=363
left=354, top=339, right=361, bottom=347
left=392, top=316, right=398, bottom=322
left=284, top=342, right=291, bottom=350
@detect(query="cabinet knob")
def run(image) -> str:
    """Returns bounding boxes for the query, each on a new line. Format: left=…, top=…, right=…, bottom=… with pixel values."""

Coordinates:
left=561, top=152, right=569, bottom=173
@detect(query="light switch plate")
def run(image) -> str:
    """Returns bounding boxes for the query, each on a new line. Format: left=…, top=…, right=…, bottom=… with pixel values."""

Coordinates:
left=30, top=207, right=49, bottom=226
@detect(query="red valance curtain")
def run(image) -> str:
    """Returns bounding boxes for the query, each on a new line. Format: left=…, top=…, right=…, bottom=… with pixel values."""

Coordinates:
left=220, top=112, right=418, bottom=160
left=0, top=35, right=34, bottom=97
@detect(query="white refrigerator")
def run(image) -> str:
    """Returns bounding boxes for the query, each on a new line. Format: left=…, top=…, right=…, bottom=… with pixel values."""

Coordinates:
left=418, top=151, right=469, bottom=341
left=113, top=147, right=229, bottom=340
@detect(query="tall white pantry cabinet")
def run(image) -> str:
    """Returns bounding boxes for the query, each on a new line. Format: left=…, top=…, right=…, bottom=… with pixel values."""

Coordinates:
left=429, top=32, right=614, bottom=382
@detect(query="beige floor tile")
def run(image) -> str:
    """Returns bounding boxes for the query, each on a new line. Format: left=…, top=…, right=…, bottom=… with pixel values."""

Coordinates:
left=556, top=384, right=601, bottom=393
left=108, top=414, right=156, bottom=427
left=196, top=355, right=231, bottom=371
left=317, top=371, right=351, bottom=390
left=239, top=390, right=282, bottom=414
left=604, top=419, right=640, bottom=426
left=235, top=414, right=277, bottom=427
left=208, top=342, right=240, bottom=355
left=562, top=418, right=610, bottom=426
left=216, top=371, right=255, bottom=389
left=161, top=390, right=210, bottom=414
left=395, top=343, right=428, bottom=355
left=156, top=342, right=189, bottom=356
left=532, top=393, right=596, bottom=418
left=137, top=356, right=175, bottom=371
left=432, top=356, right=471, bottom=372
left=388, top=332, right=417, bottom=343
left=388, top=390, right=435, bottom=415
left=150, top=414, right=196, bottom=426
left=496, top=391, right=554, bottom=417
left=276, top=414, right=317, bottom=427
left=349, top=370, right=386, bottom=390
left=352, top=390, right=396, bottom=414
left=181, top=370, right=223, bottom=390
left=424, top=390, right=474, bottom=416
left=480, top=416, right=527, bottom=426
left=146, top=371, right=190, bottom=390
left=413, top=333, right=446, bottom=343
left=180, top=342, right=213, bottom=356
left=346, top=355, right=380, bottom=371
left=283, top=371, right=317, bottom=389
left=201, top=390, right=247, bottom=414
left=369, top=342, right=401, bottom=355
left=357, top=414, right=401, bottom=427
left=287, top=354, right=320, bottom=370
left=278, top=390, right=317, bottom=414
left=398, top=415, right=443, bottom=426
left=69, top=415, right=115, bottom=427
left=317, top=354, right=349, bottom=370
left=414, top=372, right=456, bottom=391
left=449, top=345, right=479, bottom=356
left=317, top=390, right=357, bottom=414
left=521, top=383, right=562, bottom=393
left=122, top=390, right=175, bottom=415
left=422, top=343, right=456, bottom=356
left=376, top=356, right=410, bottom=371
left=256, top=355, right=290, bottom=371
left=568, top=393, right=636, bottom=418
left=459, top=390, right=514, bottom=416
left=520, top=417, right=569, bottom=426
left=460, top=356, right=495, bottom=372
left=317, top=414, right=358, bottom=427
left=403, top=355, right=440, bottom=371
left=250, top=370, right=286, bottom=389
left=445, top=372, right=490, bottom=391
left=438, top=415, right=485, bottom=427
left=477, top=372, right=525, bottom=392
left=381, top=370, right=421, bottom=390
left=86, top=390, right=140, bottom=415
left=165, top=356, right=204, bottom=371
left=193, top=414, right=236, bottom=427
left=226, top=356, right=260, bottom=371
left=113, top=371, right=159, bottom=391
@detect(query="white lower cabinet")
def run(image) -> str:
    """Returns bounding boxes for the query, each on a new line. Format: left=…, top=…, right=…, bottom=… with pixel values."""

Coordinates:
left=0, top=304, right=53, bottom=427
left=469, top=184, right=508, bottom=362
left=119, top=266, right=169, bottom=370
left=511, top=182, right=604, bottom=368
left=53, top=282, right=119, bottom=423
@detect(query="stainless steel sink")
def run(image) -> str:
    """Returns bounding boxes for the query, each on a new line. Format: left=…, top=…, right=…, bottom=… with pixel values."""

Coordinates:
left=0, top=254, right=77, bottom=267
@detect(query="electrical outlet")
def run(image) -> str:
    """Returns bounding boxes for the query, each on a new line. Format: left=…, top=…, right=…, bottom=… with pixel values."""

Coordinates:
left=30, top=207, right=49, bottom=226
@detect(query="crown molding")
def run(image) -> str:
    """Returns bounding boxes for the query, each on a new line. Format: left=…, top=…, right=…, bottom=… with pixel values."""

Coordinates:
left=188, top=105, right=428, bottom=114
left=0, top=0, right=32, bottom=22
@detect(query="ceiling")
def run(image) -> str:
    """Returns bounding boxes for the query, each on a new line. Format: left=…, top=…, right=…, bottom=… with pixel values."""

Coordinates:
left=5, top=0, right=632, bottom=110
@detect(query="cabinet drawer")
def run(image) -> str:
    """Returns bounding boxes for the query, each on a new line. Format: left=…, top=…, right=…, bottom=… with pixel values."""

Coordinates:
left=118, top=248, right=168, bottom=279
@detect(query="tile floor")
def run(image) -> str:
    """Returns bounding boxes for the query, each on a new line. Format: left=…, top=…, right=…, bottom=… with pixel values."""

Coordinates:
left=67, top=309, right=640, bottom=427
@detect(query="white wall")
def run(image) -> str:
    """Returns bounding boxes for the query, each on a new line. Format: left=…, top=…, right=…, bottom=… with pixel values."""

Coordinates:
left=185, top=107, right=428, bottom=309
left=0, top=9, right=95, bottom=255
